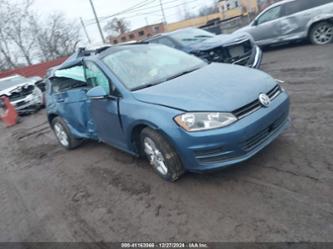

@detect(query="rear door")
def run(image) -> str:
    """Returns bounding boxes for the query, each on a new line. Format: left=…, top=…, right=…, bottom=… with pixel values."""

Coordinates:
left=250, top=5, right=284, bottom=45
left=83, top=60, right=125, bottom=148
left=50, top=66, right=95, bottom=138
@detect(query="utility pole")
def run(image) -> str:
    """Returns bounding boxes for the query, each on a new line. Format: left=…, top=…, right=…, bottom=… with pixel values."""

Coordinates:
left=88, top=0, right=106, bottom=43
left=159, top=0, right=167, bottom=24
left=80, top=17, right=92, bottom=44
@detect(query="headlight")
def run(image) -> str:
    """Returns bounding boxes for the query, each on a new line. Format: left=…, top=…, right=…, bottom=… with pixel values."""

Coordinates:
left=174, top=112, right=237, bottom=132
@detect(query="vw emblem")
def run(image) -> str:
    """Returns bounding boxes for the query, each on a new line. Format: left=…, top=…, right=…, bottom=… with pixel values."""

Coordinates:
left=259, top=93, right=271, bottom=107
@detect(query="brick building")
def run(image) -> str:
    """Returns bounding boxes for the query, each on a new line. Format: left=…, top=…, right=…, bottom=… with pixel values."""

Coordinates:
left=109, top=23, right=165, bottom=44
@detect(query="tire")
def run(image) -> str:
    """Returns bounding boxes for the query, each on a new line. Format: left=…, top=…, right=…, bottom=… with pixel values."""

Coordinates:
left=51, top=117, right=82, bottom=150
left=309, top=21, right=333, bottom=45
left=140, top=128, right=185, bottom=182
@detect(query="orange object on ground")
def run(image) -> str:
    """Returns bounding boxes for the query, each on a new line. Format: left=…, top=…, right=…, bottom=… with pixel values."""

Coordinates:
left=0, top=96, right=18, bottom=127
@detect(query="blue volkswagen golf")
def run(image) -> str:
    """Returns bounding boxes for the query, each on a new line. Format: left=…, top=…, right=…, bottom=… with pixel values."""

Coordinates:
left=46, top=44, right=289, bottom=182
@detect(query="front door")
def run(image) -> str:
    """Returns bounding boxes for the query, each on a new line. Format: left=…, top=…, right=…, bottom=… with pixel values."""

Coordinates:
left=50, top=66, right=95, bottom=138
left=250, top=5, right=284, bottom=45
left=84, top=61, right=125, bottom=149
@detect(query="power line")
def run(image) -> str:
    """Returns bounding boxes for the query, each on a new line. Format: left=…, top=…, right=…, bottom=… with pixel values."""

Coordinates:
left=85, top=0, right=201, bottom=25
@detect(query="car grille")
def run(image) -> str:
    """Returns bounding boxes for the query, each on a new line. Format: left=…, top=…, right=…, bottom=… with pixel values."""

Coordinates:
left=15, top=100, right=27, bottom=107
left=233, top=85, right=282, bottom=119
left=241, top=112, right=288, bottom=151
left=9, top=85, right=34, bottom=102
left=199, top=39, right=253, bottom=66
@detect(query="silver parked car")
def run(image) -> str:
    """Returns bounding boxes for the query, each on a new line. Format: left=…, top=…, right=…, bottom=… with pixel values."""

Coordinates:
left=0, top=75, right=44, bottom=114
left=236, top=0, right=333, bottom=46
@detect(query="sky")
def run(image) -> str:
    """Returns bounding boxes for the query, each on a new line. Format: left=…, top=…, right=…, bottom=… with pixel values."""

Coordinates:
left=31, top=0, right=216, bottom=44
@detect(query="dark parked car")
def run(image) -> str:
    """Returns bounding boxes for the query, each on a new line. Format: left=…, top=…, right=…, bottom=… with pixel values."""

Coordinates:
left=146, top=28, right=263, bottom=68
left=46, top=44, right=289, bottom=182
left=236, top=0, right=333, bottom=46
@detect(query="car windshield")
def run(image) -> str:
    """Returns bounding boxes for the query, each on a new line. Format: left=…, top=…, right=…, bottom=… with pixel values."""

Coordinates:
left=169, top=28, right=215, bottom=46
left=0, top=75, right=29, bottom=91
left=102, top=45, right=207, bottom=91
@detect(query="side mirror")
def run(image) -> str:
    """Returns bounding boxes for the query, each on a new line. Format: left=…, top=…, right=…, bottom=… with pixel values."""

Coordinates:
left=87, top=86, right=107, bottom=99
left=252, top=19, right=258, bottom=26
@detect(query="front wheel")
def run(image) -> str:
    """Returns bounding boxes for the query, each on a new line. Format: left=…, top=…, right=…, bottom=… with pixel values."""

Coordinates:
left=52, top=117, right=82, bottom=150
left=309, top=21, right=333, bottom=45
left=140, top=128, right=185, bottom=182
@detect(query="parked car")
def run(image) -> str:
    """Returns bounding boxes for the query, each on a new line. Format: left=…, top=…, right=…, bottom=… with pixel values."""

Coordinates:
left=236, top=0, right=333, bottom=46
left=0, top=75, right=44, bottom=114
left=145, top=28, right=263, bottom=68
left=46, top=44, right=289, bottom=182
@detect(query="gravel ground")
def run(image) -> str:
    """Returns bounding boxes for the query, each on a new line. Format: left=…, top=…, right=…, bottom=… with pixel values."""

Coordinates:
left=0, top=43, right=332, bottom=242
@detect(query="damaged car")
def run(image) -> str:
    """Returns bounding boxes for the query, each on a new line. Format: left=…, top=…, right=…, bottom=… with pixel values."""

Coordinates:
left=0, top=75, right=44, bottom=115
left=235, top=0, right=333, bottom=46
left=146, top=27, right=263, bottom=68
left=46, top=44, right=289, bottom=182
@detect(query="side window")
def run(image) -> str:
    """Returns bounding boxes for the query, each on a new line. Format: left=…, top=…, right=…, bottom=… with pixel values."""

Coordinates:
left=84, top=62, right=110, bottom=94
left=284, top=0, right=303, bottom=15
left=52, top=66, right=88, bottom=93
left=155, top=37, right=177, bottom=48
left=257, top=6, right=282, bottom=25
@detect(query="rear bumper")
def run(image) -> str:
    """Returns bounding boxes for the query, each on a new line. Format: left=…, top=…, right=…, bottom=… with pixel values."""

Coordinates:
left=170, top=91, right=289, bottom=172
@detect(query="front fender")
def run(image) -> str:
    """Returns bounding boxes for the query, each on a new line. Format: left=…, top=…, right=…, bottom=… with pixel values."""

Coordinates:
left=121, top=100, right=183, bottom=153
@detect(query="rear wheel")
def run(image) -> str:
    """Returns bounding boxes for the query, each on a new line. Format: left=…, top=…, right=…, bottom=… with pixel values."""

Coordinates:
left=52, top=117, right=82, bottom=150
left=140, top=128, right=185, bottom=182
left=309, top=21, right=333, bottom=45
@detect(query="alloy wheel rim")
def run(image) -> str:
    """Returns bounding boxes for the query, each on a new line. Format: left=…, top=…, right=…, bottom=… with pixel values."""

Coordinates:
left=54, top=123, right=69, bottom=147
left=313, top=24, right=333, bottom=44
left=144, top=137, right=168, bottom=176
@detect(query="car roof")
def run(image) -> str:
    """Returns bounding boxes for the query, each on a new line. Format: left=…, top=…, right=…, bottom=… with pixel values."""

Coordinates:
left=48, top=43, right=152, bottom=76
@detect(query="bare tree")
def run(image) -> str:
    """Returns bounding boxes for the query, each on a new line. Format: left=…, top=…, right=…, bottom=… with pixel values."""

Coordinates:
left=197, top=4, right=219, bottom=17
left=2, top=0, right=36, bottom=65
left=0, top=0, right=81, bottom=70
left=0, top=0, right=18, bottom=69
left=32, top=13, right=81, bottom=62
left=104, top=18, right=130, bottom=35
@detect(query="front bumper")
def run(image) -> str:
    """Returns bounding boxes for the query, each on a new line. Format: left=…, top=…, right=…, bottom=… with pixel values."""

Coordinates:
left=11, top=94, right=43, bottom=114
left=248, top=46, right=263, bottom=69
left=170, top=91, right=289, bottom=172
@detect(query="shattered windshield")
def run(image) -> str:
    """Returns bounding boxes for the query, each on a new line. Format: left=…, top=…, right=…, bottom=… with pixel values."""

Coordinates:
left=102, top=45, right=206, bottom=91
left=0, top=75, right=30, bottom=91
left=169, top=28, right=215, bottom=46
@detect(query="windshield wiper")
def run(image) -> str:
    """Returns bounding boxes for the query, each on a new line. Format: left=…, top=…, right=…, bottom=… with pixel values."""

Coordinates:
left=131, top=66, right=203, bottom=91
left=164, top=67, right=202, bottom=81
left=194, top=35, right=214, bottom=38
left=131, top=83, right=160, bottom=91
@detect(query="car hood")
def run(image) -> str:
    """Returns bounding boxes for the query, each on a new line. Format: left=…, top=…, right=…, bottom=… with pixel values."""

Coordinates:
left=132, top=63, right=277, bottom=112
left=0, top=81, right=34, bottom=96
left=188, top=33, right=251, bottom=52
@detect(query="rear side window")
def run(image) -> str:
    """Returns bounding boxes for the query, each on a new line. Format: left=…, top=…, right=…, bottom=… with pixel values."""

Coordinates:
left=51, top=66, right=88, bottom=93
left=50, top=77, right=88, bottom=93
left=284, top=0, right=333, bottom=15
